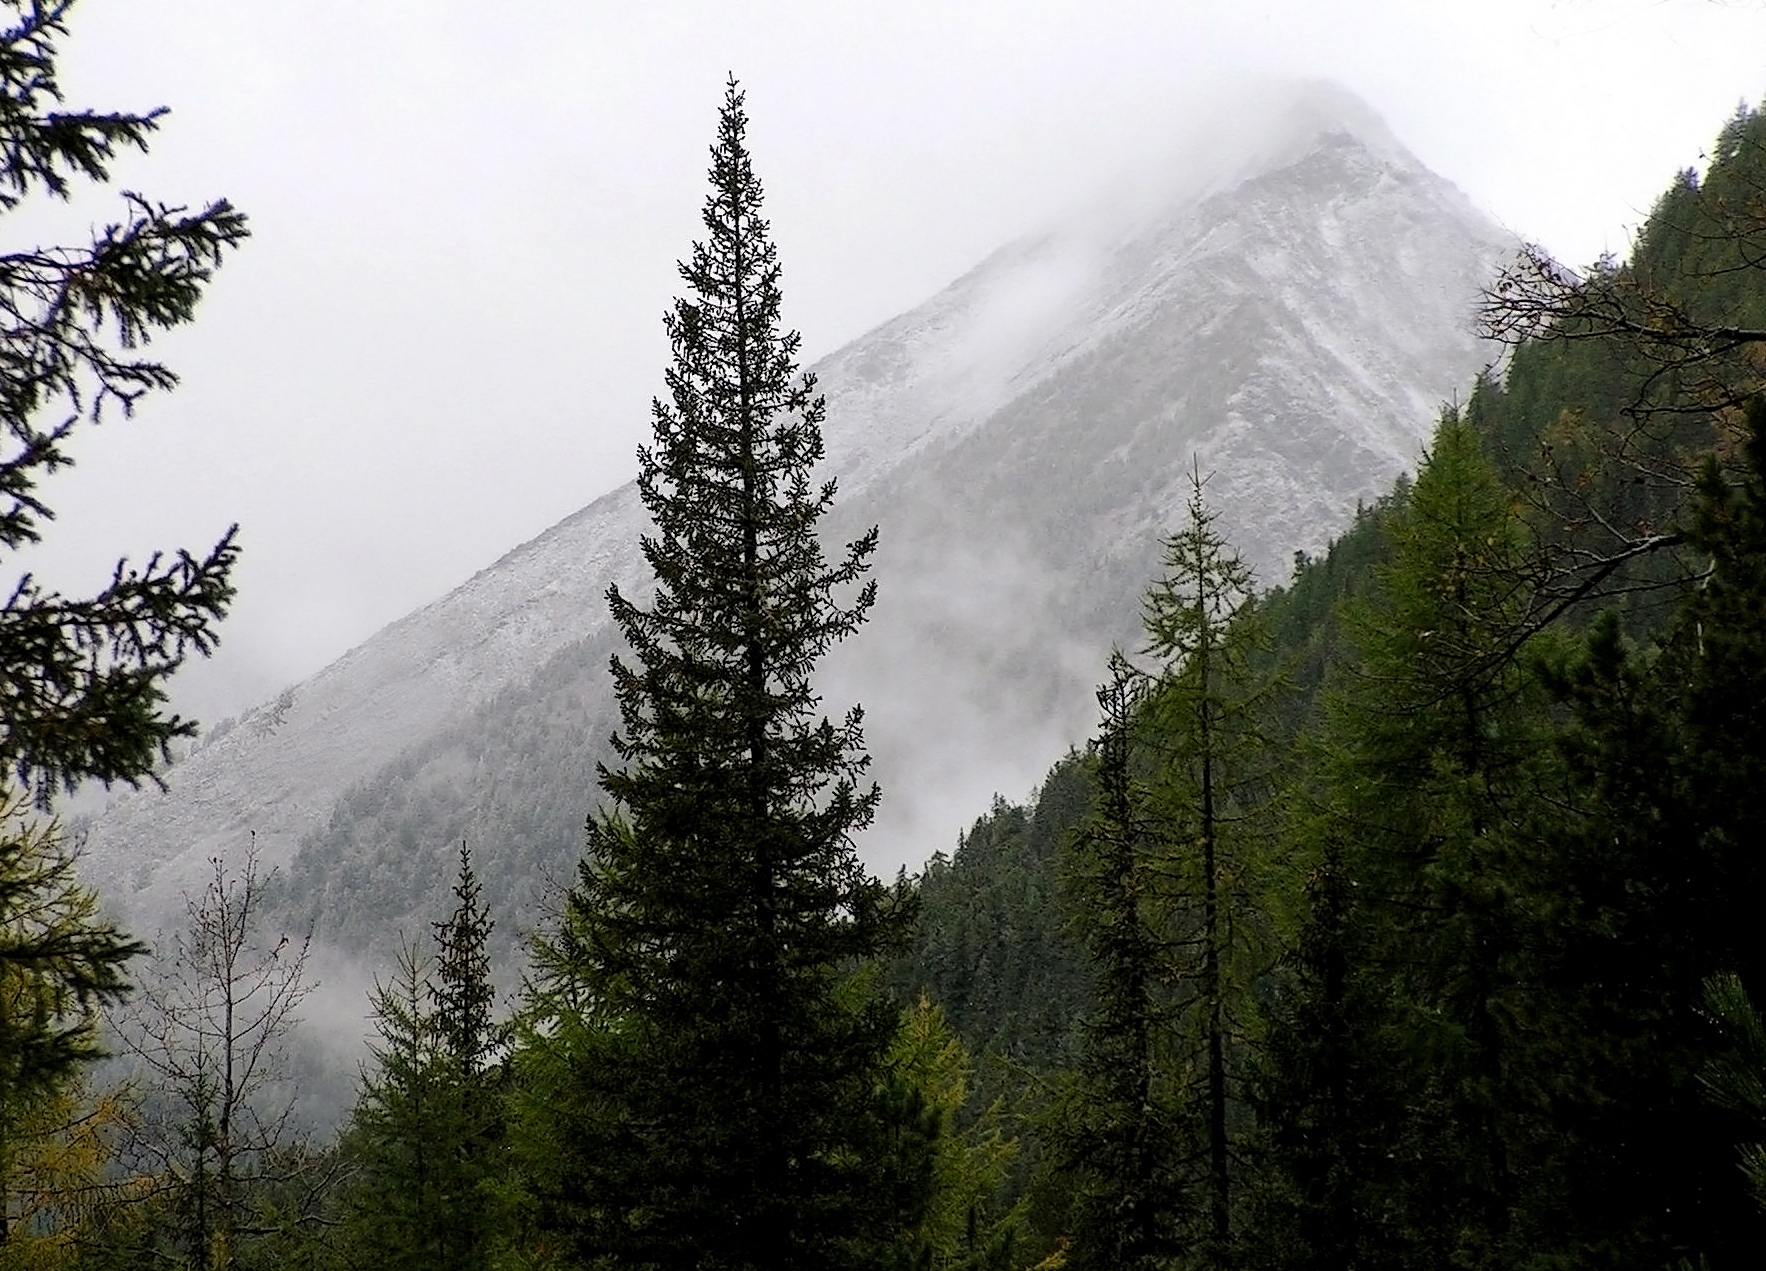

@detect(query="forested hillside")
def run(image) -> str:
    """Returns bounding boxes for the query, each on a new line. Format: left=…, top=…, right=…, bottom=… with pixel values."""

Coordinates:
left=9, top=2, right=1766, bottom=1263
left=888, top=98, right=1766, bottom=1271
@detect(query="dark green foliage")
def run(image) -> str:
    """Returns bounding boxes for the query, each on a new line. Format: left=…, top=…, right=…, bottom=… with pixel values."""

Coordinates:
left=1530, top=396, right=1766, bottom=1268
left=341, top=845, right=503, bottom=1271
left=431, top=848, right=497, bottom=1082
left=531, top=80, right=912, bottom=1271
left=887, top=124, right=1766, bottom=1256
left=890, top=760, right=1092, bottom=1075
left=1055, top=655, right=1181, bottom=1271
left=1247, top=830, right=1400, bottom=1271
left=1701, top=974, right=1766, bottom=1212
left=0, top=7, right=245, bottom=1249
left=1677, top=397, right=1766, bottom=997
left=43, top=73, right=1766, bottom=1271
left=886, top=762, right=1093, bottom=1265
left=0, top=0, right=245, bottom=801
left=0, top=6, right=240, bottom=1214
left=1265, top=415, right=1561, bottom=1270
left=347, top=949, right=449, bottom=1264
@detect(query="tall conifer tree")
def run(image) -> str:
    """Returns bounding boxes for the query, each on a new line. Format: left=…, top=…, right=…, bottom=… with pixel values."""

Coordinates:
left=539, top=78, right=908, bottom=1271
left=1141, top=468, right=1274, bottom=1262
left=344, top=845, right=501, bottom=1271
left=432, top=847, right=497, bottom=1083
left=1057, top=653, right=1182, bottom=1271
left=1538, top=396, right=1766, bottom=1267
left=1302, top=412, right=1554, bottom=1270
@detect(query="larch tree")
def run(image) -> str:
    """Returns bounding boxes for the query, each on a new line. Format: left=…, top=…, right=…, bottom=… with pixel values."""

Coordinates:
left=0, top=791, right=142, bottom=1249
left=1140, top=466, right=1274, bottom=1262
left=533, top=79, right=911, bottom=1271
left=1310, top=411, right=1559, bottom=1270
left=118, top=848, right=314, bottom=1271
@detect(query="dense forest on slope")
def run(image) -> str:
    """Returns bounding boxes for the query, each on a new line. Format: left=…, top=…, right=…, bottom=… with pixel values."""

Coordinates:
left=884, top=99, right=1766, bottom=1270
left=270, top=624, right=626, bottom=965
left=896, top=96, right=1766, bottom=1019
left=10, top=6, right=1766, bottom=1262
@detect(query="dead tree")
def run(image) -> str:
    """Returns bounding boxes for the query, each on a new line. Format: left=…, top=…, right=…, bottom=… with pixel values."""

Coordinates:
left=1470, top=105, right=1766, bottom=639
left=118, top=843, right=317, bottom=1270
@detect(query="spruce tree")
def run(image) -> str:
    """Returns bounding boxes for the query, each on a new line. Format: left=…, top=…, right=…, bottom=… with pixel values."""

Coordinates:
left=0, top=1, right=246, bottom=801
left=538, top=78, right=908, bottom=1271
left=345, top=845, right=501, bottom=1271
left=0, top=8, right=244, bottom=1206
left=1056, top=653, right=1182, bottom=1271
left=431, top=846, right=497, bottom=1083
left=1247, top=829, right=1403, bottom=1271
left=345, top=945, right=449, bottom=1269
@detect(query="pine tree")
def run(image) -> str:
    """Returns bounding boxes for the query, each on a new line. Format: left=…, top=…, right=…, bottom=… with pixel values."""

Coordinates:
left=1677, top=396, right=1766, bottom=998
left=1247, top=828, right=1403, bottom=1271
left=0, top=1, right=244, bottom=1197
left=1700, top=973, right=1766, bottom=1215
left=535, top=78, right=910, bottom=1271
left=1535, top=396, right=1766, bottom=1267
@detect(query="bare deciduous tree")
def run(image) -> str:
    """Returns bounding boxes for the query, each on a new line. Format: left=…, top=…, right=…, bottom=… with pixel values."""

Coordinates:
left=1467, top=105, right=1766, bottom=646
left=118, top=843, right=321, bottom=1270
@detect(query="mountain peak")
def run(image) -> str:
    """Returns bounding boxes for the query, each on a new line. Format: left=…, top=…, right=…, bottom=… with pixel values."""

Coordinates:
left=1051, top=80, right=1447, bottom=256
left=77, top=92, right=1511, bottom=1016
left=1255, top=79, right=1412, bottom=168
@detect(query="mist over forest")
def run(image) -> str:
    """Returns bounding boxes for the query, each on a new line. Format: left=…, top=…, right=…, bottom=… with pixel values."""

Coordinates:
left=7, top=2, right=1766, bottom=1269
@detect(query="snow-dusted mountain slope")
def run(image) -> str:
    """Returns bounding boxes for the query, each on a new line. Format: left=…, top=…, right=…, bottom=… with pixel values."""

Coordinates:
left=76, top=84, right=1511, bottom=957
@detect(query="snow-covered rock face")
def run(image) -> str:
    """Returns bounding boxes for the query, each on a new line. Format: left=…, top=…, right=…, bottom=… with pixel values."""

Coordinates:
left=75, top=85, right=1511, bottom=964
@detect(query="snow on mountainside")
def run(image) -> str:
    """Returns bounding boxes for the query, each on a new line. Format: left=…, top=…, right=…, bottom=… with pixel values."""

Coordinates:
left=76, top=83, right=1512, bottom=962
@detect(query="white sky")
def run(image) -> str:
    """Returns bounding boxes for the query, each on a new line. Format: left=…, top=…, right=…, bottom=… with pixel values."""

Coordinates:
left=17, top=0, right=1766, bottom=724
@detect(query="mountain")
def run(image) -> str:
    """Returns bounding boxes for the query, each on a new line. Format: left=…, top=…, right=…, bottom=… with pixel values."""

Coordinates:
left=75, top=82, right=1512, bottom=974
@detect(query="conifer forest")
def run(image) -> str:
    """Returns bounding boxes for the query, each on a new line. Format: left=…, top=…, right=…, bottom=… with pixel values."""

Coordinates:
left=8, top=3, right=1766, bottom=1268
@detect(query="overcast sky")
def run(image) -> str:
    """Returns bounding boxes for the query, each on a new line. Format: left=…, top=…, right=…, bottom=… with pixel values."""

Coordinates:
left=18, top=0, right=1766, bottom=725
